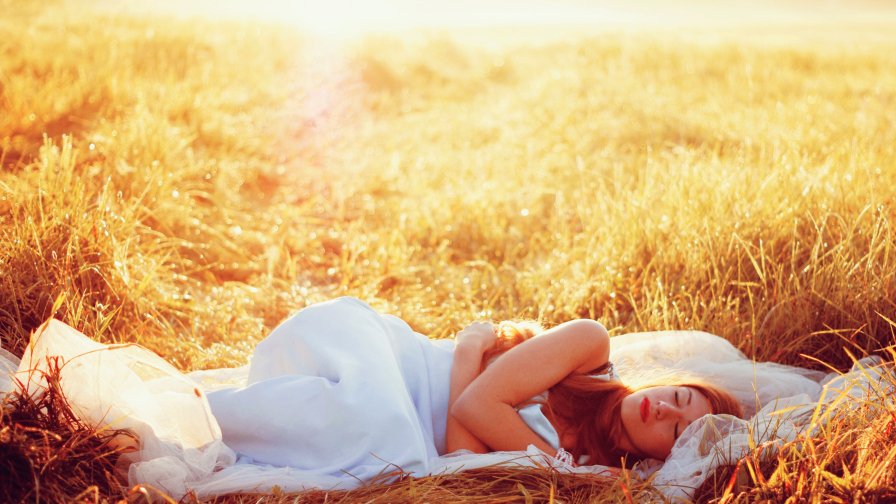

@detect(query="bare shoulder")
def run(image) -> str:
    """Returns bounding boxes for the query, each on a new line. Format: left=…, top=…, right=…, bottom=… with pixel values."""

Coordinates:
left=539, top=319, right=609, bottom=373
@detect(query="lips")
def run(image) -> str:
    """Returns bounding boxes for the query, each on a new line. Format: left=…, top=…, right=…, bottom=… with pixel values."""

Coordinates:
left=640, top=397, right=649, bottom=423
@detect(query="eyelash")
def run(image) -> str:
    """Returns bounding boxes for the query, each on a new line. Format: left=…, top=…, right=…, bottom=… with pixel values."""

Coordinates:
left=673, top=390, right=681, bottom=439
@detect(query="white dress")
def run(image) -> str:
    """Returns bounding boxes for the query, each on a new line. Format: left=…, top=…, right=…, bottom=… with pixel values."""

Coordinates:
left=204, top=297, right=455, bottom=478
left=1, top=298, right=892, bottom=502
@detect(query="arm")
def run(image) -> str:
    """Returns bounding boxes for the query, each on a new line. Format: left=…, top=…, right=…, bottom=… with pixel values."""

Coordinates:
left=445, top=322, right=495, bottom=453
left=450, top=319, right=610, bottom=453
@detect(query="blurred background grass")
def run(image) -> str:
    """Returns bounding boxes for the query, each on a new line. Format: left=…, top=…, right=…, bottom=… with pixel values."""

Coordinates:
left=2, top=0, right=895, bottom=370
left=1, top=0, right=896, bottom=499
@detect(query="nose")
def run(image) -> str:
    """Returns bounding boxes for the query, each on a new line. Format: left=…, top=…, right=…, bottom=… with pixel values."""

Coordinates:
left=656, top=401, right=683, bottom=420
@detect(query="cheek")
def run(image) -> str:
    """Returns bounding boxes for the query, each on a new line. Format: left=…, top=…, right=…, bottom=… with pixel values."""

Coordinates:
left=641, top=425, right=663, bottom=448
left=654, top=425, right=673, bottom=449
left=620, top=396, right=637, bottom=423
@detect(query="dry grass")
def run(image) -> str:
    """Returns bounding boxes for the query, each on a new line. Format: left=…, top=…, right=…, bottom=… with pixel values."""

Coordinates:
left=205, top=467, right=639, bottom=504
left=2, top=0, right=896, bottom=501
left=0, top=356, right=133, bottom=503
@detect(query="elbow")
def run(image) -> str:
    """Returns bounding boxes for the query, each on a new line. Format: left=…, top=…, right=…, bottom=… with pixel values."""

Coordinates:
left=450, top=391, right=475, bottom=424
left=568, top=318, right=610, bottom=363
left=571, top=319, right=609, bottom=344
left=452, top=388, right=494, bottom=431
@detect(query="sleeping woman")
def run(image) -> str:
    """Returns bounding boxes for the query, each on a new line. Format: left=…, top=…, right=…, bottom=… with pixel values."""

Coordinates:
left=200, top=297, right=741, bottom=478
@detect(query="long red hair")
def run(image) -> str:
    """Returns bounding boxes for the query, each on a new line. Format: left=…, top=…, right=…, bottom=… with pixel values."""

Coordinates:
left=547, top=375, right=743, bottom=465
left=489, top=320, right=744, bottom=465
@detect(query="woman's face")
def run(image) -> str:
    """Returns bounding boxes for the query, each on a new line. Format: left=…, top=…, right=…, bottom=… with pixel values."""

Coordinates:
left=618, top=386, right=712, bottom=460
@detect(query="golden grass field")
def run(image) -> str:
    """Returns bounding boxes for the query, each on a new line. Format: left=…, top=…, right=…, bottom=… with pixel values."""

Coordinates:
left=2, top=0, right=896, bottom=501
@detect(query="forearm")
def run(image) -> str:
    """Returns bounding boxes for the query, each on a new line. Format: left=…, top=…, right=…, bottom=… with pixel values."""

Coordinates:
left=452, top=396, right=555, bottom=454
left=445, top=341, right=489, bottom=453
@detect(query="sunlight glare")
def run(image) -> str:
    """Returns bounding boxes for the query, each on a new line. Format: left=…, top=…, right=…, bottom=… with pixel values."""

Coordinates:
left=253, top=0, right=406, bottom=37
left=100, top=0, right=896, bottom=41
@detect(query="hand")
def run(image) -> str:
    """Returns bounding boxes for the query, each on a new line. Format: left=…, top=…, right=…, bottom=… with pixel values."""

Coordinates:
left=454, top=321, right=498, bottom=355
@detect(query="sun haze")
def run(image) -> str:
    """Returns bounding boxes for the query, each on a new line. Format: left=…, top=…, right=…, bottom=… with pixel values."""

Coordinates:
left=93, top=0, right=896, bottom=38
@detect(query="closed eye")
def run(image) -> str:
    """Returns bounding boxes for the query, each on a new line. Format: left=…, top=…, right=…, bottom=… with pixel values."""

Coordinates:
left=674, top=389, right=679, bottom=406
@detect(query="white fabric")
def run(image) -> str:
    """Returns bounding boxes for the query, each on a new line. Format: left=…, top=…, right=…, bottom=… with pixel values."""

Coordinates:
left=517, top=402, right=562, bottom=450
left=0, top=345, right=20, bottom=397
left=204, top=296, right=455, bottom=481
left=0, top=303, right=891, bottom=502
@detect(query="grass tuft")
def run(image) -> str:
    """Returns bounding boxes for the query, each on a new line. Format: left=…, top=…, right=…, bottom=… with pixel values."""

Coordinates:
left=0, top=356, right=132, bottom=503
